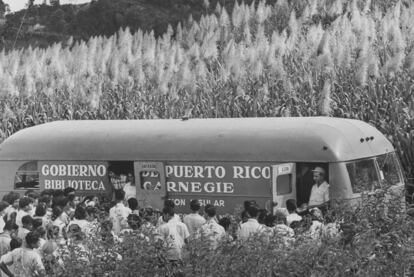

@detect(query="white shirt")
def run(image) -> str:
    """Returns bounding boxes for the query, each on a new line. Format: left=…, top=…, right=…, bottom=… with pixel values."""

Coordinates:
left=308, top=181, right=330, bottom=207
left=15, top=210, right=30, bottom=229
left=237, top=218, right=264, bottom=241
left=198, top=218, right=226, bottom=250
left=286, top=213, right=302, bottom=227
left=123, top=182, right=136, bottom=200
left=183, top=213, right=206, bottom=236
left=157, top=214, right=181, bottom=226
left=155, top=220, right=189, bottom=261
left=109, top=203, right=132, bottom=235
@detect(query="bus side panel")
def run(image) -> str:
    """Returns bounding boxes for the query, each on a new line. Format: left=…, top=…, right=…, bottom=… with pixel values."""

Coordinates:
left=0, top=161, right=30, bottom=198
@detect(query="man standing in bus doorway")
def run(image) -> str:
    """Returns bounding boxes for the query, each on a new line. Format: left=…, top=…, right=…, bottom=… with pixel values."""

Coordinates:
left=308, top=167, right=330, bottom=210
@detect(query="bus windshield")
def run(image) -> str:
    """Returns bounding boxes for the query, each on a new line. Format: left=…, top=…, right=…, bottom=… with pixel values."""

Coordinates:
left=346, top=152, right=403, bottom=194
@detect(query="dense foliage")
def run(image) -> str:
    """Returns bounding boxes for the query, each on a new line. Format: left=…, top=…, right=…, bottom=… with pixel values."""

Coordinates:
left=51, top=187, right=412, bottom=277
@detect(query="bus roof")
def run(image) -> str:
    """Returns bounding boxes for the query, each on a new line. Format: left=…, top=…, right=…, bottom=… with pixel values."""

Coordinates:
left=0, top=117, right=393, bottom=162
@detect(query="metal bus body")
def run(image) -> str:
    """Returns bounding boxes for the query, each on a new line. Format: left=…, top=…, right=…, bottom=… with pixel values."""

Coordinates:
left=0, top=117, right=405, bottom=213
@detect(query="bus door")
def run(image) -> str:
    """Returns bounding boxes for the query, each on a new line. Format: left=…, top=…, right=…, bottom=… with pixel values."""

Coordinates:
left=272, top=163, right=296, bottom=213
left=134, top=162, right=167, bottom=211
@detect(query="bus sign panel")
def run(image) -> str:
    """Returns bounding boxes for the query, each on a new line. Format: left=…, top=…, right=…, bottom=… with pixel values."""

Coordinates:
left=39, top=161, right=110, bottom=193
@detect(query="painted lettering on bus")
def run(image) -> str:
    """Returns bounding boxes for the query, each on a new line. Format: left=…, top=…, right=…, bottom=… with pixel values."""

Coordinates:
left=41, top=164, right=107, bottom=177
left=44, top=179, right=105, bottom=190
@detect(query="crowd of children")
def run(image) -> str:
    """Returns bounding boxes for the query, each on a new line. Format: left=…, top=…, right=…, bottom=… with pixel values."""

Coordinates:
left=0, top=187, right=341, bottom=276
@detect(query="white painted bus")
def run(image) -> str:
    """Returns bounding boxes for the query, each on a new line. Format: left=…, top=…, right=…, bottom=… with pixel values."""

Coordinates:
left=0, top=117, right=405, bottom=212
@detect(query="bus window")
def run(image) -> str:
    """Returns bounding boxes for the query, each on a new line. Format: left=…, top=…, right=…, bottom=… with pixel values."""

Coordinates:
left=376, top=153, right=402, bottom=185
left=276, top=174, right=292, bottom=195
left=346, top=159, right=380, bottom=193
left=14, top=161, right=39, bottom=190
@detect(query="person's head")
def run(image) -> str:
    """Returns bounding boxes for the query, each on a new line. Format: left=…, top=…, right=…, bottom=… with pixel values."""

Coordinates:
left=264, top=214, right=277, bottom=227
left=310, top=207, right=324, bottom=222
left=258, top=209, right=269, bottom=224
left=52, top=196, right=69, bottom=209
left=8, top=192, right=20, bottom=209
left=38, top=196, right=52, bottom=208
left=162, top=206, right=174, bottom=223
left=127, top=214, right=141, bottom=230
left=142, top=207, right=154, bottom=223
left=35, top=202, right=47, bottom=217
left=34, top=226, right=46, bottom=239
left=85, top=206, right=97, bottom=222
left=67, top=224, right=84, bottom=241
left=244, top=200, right=257, bottom=212
left=52, top=206, right=64, bottom=221
left=4, top=220, right=18, bottom=236
left=40, top=189, right=54, bottom=198
left=128, top=198, right=139, bottom=211
left=0, top=201, right=9, bottom=216
left=241, top=210, right=249, bottom=223
left=53, top=189, right=65, bottom=198
left=74, top=205, right=87, bottom=220
left=32, top=218, right=43, bottom=230
left=19, top=197, right=33, bottom=212
left=218, top=217, right=231, bottom=231
left=26, top=191, right=39, bottom=207
left=22, top=215, right=34, bottom=230
left=63, top=187, right=76, bottom=202
left=25, top=231, right=41, bottom=249
left=114, top=189, right=125, bottom=202
left=312, top=167, right=326, bottom=185
left=189, top=199, right=201, bottom=213
left=10, top=238, right=22, bottom=250
left=164, top=199, right=175, bottom=209
left=247, top=204, right=259, bottom=218
left=286, top=199, right=298, bottom=213
left=274, top=211, right=287, bottom=225
left=204, top=204, right=216, bottom=218
left=47, top=225, right=60, bottom=240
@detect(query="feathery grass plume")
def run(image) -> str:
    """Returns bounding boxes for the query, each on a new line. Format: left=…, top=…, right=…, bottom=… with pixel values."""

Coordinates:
left=355, top=35, right=369, bottom=86
left=350, top=0, right=362, bottom=33
left=232, top=1, right=242, bottom=28
left=319, top=79, right=332, bottom=116
left=203, top=0, right=210, bottom=10
left=328, top=0, right=344, bottom=17
left=286, top=10, right=299, bottom=51
left=383, top=21, right=406, bottom=75
left=405, top=47, right=414, bottom=75
left=308, top=0, right=318, bottom=18
left=367, top=47, right=380, bottom=78
left=362, top=0, right=372, bottom=15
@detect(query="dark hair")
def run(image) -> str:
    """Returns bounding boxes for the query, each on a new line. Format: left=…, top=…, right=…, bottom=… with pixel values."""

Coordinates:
left=204, top=204, right=216, bottom=218
left=258, top=209, right=269, bottom=224
left=164, top=199, right=175, bottom=209
left=162, top=206, right=174, bottom=217
left=247, top=205, right=259, bottom=218
left=74, top=205, right=87, bottom=220
left=19, top=197, right=33, bottom=209
left=26, top=191, right=39, bottom=200
left=127, top=198, right=138, bottom=211
left=47, top=225, right=60, bottom=239
left=22, top=215, right=33, bottom=226
left=63, top=187, right=76, bottom=197
left=218, top=217, right=231, bottom=231
left=52, top=206, right=64, bottom=221
left=35, top=203, right=47, bottom=217
left=274, top=211, right=287, bottom=225
left=52, top=196, right=69, bottom=209
left=264, top=214, right=276, bottom=227
left=33, top=218, right=43, bottom=230
left=241, top=211, right=249, bottom=221
left=286, top=199, right=297, bottom=213
left=10, top=238, right=22, bottom=250
left=244, top=200, right=257, bottom=211
left=38, top=196, right=52, bottom=207
left=4, top=220, right=18, bottom=232
left=114, top=189, right=125, bottom=201
left=7, top=192, right=20, bottom=205
left=189, top=199, right=201, bottom=212
left=40, top=189, right=54, bottom=197
left=67, top=224, right=84, bottom=241
left=127, top=214, right=141, bottom=230
left=85, top=206, right=97, bottom=218
left=25, top=231, right=40, bottom=247
left=53, top=190, right=65, bottom=198
left=34, top=226, right=46, bottom=238
left=25, top=189, right=37, bottom=197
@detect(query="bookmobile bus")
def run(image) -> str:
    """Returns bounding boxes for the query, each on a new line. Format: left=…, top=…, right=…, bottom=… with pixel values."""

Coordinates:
left=0, top=117, right=406, bottom=213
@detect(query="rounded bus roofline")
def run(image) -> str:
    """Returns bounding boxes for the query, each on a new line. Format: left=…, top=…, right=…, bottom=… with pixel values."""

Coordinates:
left=0, top=117, right=394, bottom=163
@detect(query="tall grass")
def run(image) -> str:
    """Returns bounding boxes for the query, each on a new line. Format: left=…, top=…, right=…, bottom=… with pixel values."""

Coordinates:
left=0, top=0, right=413, bottom=179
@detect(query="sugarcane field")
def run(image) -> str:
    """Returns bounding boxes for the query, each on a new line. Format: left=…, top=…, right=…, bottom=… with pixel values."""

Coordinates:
left=0, top=0, right=413, bottom=276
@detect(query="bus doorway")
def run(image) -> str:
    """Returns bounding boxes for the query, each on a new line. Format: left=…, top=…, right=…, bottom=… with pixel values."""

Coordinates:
left=296, top=163, right=329, bottom=207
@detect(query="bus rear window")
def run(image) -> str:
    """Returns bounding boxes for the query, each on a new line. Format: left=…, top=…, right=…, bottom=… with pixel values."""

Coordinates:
left=14, top=161, right=39, bottom=190
left=346, top=159, right=380, bottom=193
